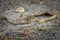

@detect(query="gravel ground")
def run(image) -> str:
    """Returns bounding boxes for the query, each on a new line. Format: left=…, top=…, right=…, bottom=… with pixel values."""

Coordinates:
left=0, top=0, right=60, bottom=40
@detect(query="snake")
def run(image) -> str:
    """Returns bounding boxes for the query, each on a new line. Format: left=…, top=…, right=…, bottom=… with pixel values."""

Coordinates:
left=0, top=11, right=57, bottom=25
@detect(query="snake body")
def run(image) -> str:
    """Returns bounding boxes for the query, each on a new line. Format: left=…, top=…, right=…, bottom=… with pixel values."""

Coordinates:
left=0, top=12, right=57, bottom=25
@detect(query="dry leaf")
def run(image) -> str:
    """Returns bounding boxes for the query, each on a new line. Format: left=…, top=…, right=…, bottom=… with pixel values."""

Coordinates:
left=16, top=7, right=25, bottom=12
left=3, top=36, right=8, bottom=40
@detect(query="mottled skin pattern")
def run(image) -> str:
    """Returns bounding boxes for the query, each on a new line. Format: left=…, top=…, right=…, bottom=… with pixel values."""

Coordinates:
left=0, top=0, right=60, bottom=40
